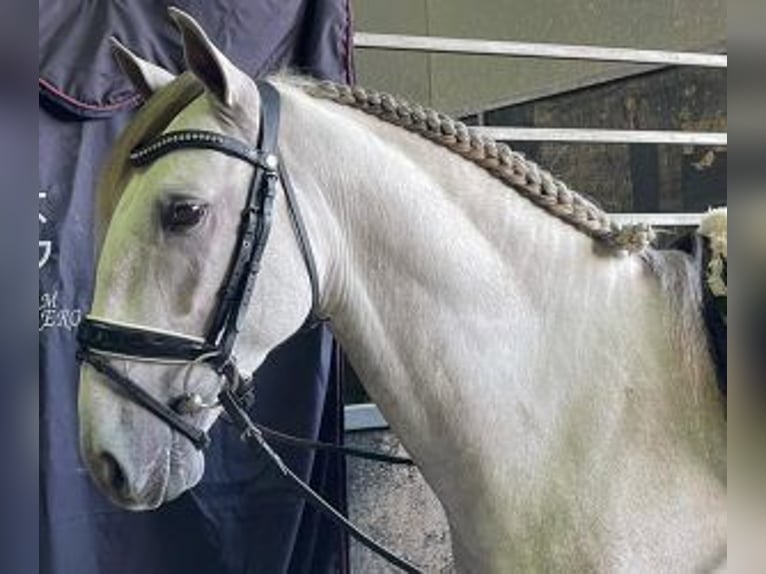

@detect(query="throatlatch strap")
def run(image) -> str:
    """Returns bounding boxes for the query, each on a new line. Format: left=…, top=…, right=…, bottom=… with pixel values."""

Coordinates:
left=279, top=159, right=322, bottom=327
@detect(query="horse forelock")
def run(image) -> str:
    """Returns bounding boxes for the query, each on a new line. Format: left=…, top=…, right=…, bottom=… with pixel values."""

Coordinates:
left=95, top=72, right=204, bottom=244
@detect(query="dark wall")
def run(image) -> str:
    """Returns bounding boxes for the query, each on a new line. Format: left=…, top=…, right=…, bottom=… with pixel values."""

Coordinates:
left=476, top=66, right=727, bottom=214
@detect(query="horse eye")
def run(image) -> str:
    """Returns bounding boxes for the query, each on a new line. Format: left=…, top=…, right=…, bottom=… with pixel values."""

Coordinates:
left=161, top=201, right=208, bottom=232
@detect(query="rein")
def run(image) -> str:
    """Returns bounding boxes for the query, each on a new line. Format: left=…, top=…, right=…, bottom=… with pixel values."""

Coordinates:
left=77, top=81, right=420, bottom=573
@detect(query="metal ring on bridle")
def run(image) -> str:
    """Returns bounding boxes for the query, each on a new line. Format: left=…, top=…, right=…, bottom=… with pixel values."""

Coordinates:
left=172, top=392, right=220, bottom=415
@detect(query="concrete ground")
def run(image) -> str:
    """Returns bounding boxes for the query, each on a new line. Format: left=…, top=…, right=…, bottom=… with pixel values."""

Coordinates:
left=346, top=430, right=454, bottom=573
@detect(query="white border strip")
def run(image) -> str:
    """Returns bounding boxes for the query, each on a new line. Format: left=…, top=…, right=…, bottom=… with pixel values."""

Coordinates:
left=611, top=213, right=704, bottom=226
left=345, top=404, right=389, bottom=432
left=353, top=33, right=728, bottom=68
left=474, top=127, right=726, bottom=146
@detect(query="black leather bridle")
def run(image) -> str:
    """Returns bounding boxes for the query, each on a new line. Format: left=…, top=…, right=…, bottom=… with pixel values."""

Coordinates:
left=78, top=81, right=308, bottom=449
left=77, top=81, right=421, bottom=573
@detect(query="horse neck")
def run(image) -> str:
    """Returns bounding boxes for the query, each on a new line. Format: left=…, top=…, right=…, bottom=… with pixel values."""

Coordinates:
left=278, top=83, right=724, bottom=479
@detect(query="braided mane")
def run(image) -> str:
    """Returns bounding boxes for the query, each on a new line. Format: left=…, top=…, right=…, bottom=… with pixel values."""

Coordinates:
left=303, top=80, right=653, bottom=253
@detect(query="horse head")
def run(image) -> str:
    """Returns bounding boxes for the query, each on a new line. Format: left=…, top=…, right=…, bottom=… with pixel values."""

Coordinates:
left=78, top=8, right=317, bottom=509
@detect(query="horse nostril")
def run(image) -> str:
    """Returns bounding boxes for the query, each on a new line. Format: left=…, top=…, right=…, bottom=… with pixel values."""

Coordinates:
left=96, top=451, right=127, bottom=494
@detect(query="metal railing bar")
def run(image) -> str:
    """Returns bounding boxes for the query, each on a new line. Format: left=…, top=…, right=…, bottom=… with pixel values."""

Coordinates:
left=353, top=33, right=727, bottom=68
left=474, top=127, right=726, bottom=146
left=611, top=213, right=706, bottom=226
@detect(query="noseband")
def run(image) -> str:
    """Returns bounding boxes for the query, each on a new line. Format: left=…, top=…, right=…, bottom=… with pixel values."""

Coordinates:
left=77, top=81, right=319, bottom=449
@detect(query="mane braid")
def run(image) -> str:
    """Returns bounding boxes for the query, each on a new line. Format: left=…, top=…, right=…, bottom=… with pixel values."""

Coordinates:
left=305, top=80, right=653, bottom=253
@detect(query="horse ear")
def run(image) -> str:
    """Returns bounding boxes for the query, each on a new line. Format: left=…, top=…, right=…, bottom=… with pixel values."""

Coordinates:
left=168, top=6, right=252, bottom=108
left=110, top=38, right=175, bottom=99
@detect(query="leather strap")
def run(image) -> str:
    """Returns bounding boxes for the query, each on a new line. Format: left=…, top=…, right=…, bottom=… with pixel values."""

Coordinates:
left=81, top=349, right=211, bottom=450
left=279, top=158, right=322, bottom=326
left=129, top=131, right=274, bottom=168
left=208, top=81, right=282, bottom=352
left=78, top=318, right=214, bottom=362
left=219, top=387, right=422, bottom=573
left=249, top=419, right=414, bottom=465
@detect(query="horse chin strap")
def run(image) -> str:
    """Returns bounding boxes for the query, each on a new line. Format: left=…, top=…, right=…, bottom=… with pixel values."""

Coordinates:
left=77, top=81, right=421, bottom=573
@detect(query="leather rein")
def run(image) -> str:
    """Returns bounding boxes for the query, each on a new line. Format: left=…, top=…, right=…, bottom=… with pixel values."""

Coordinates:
left=77, top=81, right=421, bottom=573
